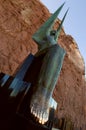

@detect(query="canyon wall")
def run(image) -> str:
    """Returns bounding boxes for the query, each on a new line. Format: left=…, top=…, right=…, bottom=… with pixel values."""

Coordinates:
left=0, top=0, right=85, bottom=129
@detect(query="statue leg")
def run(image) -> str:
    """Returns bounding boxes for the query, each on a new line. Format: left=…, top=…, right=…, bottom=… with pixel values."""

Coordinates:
left=30, top=44, right=66, bottom=124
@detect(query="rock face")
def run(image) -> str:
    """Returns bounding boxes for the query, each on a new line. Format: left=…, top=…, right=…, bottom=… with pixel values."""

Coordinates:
left=0, top=0, right=86, bottom=129
left=53, top=35, right=86, bottom=128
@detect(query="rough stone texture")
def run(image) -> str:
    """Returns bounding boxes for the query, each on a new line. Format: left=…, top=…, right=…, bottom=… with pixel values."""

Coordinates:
left=53, top=35, right=86, bottom=129
left=0, top=0, right=85, bottom=129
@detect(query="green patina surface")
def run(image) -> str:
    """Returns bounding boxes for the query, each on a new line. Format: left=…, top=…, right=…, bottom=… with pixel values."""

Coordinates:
left=30, top=4, right=68, bottom=123
left=32, top=3, right=68, bottom=94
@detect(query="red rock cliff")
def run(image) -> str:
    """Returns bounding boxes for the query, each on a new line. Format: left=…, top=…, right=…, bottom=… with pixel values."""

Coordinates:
left=0, top=0, right=86, bottom=129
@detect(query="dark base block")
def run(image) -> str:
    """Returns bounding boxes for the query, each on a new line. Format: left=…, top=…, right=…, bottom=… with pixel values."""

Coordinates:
left=11, top=113, right=50, bottom=130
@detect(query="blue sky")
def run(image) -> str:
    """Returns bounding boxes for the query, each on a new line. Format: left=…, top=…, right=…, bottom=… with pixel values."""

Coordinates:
left=41, top=0, right=86, bottom=71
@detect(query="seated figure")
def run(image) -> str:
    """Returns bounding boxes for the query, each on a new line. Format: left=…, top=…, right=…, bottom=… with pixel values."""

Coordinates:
left=30, top=3, right=68, bottom=124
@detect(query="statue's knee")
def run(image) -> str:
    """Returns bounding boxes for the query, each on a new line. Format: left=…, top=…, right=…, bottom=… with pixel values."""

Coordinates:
left=49, top=45, right=59, bottom=53
left=49, top=45, right=65, bottom=57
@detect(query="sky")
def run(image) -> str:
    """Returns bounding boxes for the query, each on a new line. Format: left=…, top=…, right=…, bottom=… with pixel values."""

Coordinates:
left=41, top=0, right=86, bottom=74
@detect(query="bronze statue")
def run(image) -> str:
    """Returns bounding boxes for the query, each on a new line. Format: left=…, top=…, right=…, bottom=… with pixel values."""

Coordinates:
left=30, top=3, right=68, bottom=124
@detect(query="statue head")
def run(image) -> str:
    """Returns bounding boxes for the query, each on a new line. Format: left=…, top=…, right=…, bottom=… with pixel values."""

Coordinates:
left=32, top=3, right=68, bottom=50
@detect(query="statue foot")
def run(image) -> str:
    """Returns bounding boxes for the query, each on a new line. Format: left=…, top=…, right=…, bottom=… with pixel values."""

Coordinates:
left=30, top=88, right=51, bottom=124
left=30, top=104, right=49, bottom=124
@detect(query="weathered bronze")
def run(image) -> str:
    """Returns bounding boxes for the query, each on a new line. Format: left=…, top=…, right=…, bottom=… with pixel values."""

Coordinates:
left=30, top=3, right=68, bottom=124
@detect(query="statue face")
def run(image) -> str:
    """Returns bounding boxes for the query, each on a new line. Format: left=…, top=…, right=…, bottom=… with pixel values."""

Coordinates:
left=50, top=30, right=57, bottom=40
left=50, top=30, right=56, bottom=36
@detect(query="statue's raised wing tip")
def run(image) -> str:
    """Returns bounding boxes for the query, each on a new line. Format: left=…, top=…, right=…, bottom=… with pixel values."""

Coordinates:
left=32, top=3, right=66, bottom=44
